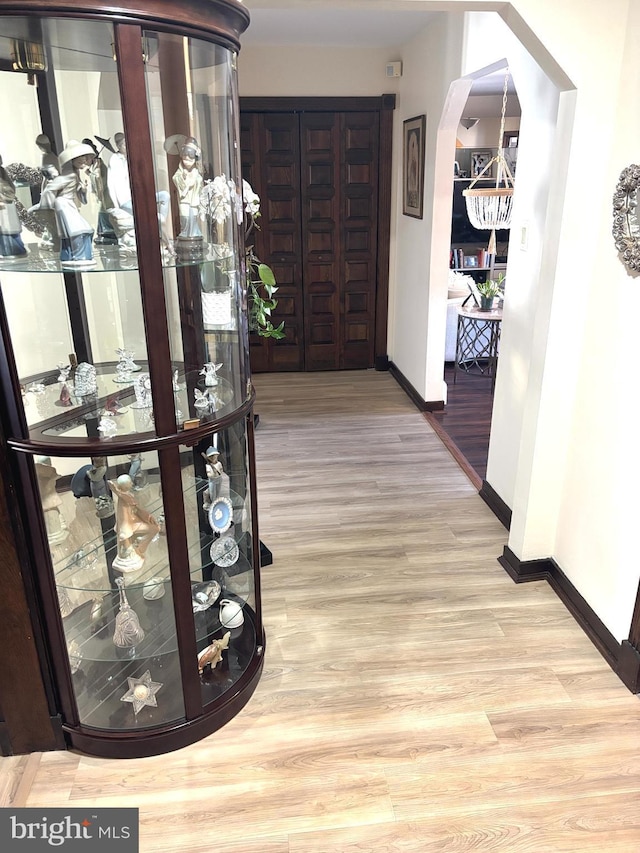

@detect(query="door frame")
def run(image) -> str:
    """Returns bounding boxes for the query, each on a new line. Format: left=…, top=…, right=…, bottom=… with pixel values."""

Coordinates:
left=240, top=95, right=396, bottom=370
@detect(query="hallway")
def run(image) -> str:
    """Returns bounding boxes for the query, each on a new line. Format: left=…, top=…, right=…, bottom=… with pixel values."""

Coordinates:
left=2, top=370, right=639, bottom=851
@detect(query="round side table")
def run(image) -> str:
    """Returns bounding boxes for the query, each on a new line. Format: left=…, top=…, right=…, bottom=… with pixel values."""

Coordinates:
left=454, top=304, right=503, bottom=392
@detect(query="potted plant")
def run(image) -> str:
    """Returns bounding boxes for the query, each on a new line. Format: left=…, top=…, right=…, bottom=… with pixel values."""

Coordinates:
left=242, top=181, right=285, bottom=339
left=476, top=273, right=504, bottom=311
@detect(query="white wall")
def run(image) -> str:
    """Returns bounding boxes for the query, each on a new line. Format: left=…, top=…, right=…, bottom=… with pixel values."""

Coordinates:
left=550, top=0, right=640, bottom=638
left=238, top=44, right=398, bottom=96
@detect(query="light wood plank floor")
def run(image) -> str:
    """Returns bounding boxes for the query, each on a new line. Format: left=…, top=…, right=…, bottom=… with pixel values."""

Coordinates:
left=2, top=370, right=640, bottom=851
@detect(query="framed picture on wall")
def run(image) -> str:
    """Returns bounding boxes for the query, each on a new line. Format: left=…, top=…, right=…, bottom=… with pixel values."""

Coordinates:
left=470, top=149, right=493, bottom=179
left=403, top=114, right=426, bottom=218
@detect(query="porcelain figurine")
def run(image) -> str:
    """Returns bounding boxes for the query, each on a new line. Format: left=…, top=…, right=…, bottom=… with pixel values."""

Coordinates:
left=87, top=456, right=114, bottom=518
left=35, top=133, right=60, bottom=180
left=200, top=361, right=222, bottom=387
left=127, top=453, right=147, bottom=490
left=0, top=155, right=27, bottom=258
left=109, top=473, right=160, bottom=572
left=82, top=137, right=118, bottom=245
left=172, top=136, right=203, bottom=239
left=33, top=139, right=97, bottom=267
left=107, top=132, right=171, bottom=253
left=197, top=631, right=230, bottom=673
left=201, top=446, right=224, bottom=507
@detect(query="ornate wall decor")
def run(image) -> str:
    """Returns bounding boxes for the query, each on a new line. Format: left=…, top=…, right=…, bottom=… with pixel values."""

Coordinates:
left=613, top=164, right=640, bottom=273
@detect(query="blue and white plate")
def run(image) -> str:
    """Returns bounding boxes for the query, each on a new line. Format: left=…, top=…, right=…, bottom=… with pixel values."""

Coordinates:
left=208, top=496, right=233, bottom=534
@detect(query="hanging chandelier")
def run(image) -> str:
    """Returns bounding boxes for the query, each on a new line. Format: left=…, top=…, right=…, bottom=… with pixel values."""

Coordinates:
left=462, top=68, right=515, bottom=254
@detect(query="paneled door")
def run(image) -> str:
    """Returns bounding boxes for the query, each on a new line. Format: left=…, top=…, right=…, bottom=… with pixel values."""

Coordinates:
left=240, top=97, right=394, bottom=373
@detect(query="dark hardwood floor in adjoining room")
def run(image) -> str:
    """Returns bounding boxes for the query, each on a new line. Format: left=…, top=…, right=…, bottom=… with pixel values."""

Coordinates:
left=425, top=362, right=494, bottom=489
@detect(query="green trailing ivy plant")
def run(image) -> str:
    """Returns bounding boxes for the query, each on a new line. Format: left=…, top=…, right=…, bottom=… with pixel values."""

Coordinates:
left=243, top=181, right=285, bottom=339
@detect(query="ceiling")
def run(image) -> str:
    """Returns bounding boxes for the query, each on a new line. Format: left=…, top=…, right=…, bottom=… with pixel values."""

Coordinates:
left=240, top=4, right=440, bottom=48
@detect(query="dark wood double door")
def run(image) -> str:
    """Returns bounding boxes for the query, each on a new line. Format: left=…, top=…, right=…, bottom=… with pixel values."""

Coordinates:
left=240, top=97, right=394, bottom=372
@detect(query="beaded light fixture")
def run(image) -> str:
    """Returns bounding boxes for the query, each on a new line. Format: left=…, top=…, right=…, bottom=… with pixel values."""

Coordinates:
left=462, top=68, right=515, bottom=254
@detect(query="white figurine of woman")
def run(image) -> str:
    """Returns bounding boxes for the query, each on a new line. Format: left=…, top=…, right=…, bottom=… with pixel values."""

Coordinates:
left=0, top=155, right=27, bottom=258
left=107, top=132, right=171, bottom=253
left=107, top=132, right=132, bottom=214
left=172, top=137, right=203, bottom=238
left=33, top=139, right=96, bottom=266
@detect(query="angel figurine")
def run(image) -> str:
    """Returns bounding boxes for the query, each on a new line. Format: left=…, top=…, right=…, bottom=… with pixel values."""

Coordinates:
left=194, top=388, right=212, bottom=412
left=56, top=362, right=71, bottom=383
left=116, top=348, right=140, bottom=372
left=200, top=362, right=222, bottom=387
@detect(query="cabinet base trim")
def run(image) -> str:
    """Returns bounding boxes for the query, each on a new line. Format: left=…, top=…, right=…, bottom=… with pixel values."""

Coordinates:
left=63, top=648, right=265, bottom=759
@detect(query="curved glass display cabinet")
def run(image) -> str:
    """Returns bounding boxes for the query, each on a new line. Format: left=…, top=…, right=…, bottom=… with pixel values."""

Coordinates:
left=0, top=0, right=265, bottom=758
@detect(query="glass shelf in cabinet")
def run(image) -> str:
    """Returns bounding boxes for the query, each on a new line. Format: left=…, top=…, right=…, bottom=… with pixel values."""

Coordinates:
left=0, top=243, right=240, bottom=275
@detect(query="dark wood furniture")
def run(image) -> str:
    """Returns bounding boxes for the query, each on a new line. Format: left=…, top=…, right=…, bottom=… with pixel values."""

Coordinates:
left=0, top=0, right=265, bottom=758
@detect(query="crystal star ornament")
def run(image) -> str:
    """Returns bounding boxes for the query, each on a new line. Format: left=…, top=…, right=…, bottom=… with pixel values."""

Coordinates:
left=120, top=670, right=163, bottom=715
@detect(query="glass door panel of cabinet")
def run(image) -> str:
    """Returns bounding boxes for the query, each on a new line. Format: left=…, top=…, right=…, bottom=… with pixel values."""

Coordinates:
left=178, top=424, right=257, bottom=707
left=33, top=450, right=186, bottom=731
left=0, top=17, right=133, bottom=268
left=143, top=31, right=249, bottom=429
left=0, top=268, right=156, bottom=441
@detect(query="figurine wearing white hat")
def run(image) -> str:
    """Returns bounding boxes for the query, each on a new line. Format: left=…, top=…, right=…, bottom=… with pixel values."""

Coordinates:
left=34, top=139, right=96, bottom=266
